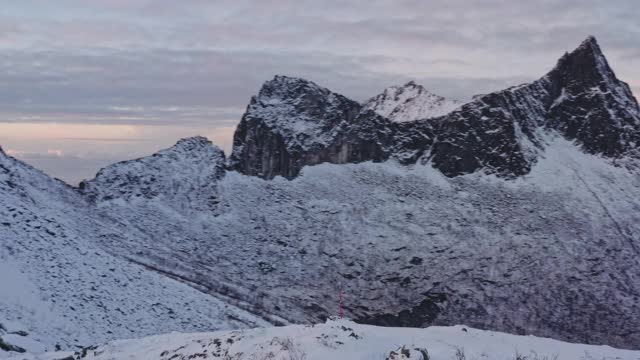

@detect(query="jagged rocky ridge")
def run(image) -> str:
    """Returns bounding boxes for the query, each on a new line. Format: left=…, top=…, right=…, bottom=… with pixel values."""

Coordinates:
left=230, top=37, right=640, bottom=179
left=2, top=36, right=640, bottom=353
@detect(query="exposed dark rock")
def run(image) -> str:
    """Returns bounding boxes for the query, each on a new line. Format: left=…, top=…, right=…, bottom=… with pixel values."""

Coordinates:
left=357, top=293, right=446, bottom=328
left=0, top=336, right=26, bottom=353
left=545, top=36, right=640, bottom=158
left=229, top=75, right=393, bottom=179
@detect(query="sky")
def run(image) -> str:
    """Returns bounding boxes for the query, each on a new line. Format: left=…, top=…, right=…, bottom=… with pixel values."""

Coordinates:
left=0, top=0, right=638, bottom=185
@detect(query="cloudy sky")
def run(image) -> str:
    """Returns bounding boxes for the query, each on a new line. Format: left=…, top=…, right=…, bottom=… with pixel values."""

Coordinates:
left=0, top=0, right=638, bottom=184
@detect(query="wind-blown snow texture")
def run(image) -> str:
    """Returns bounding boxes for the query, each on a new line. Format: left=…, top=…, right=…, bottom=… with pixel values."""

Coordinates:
left=2, top=36, right=640, bottom=354
left=10, top=320, right=640, bottom=360
left=80, top=135, right=640, bottom=350
left=362, top=81, right=463, bottom=122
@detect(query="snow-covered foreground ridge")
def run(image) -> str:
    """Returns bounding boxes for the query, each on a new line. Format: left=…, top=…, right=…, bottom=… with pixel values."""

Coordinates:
left=10, top=320, right=640, bottom=360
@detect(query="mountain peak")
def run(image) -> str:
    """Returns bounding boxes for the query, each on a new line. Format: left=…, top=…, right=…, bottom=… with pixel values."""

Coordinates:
left=579, top=35, right=598, bottom=47
left=543, top=36, right=640, bottom=158
left=547, top=35, right=639, bottom=108
left=550, top=35, right=617, bottom=89
left=230, top=76, right=363, bottom=178
left=248, top=75, right=359, bottom=130
left=571, top=35, right=606, bottom=62
left=257, top=75, right=330, bottom=102
left=363, top=82, right=461, bottom=122
left=267, top=75, right=315, bottom=88
left=81, top=136, right=226, bottom=206
left=172, top=136, right=214, bottom=152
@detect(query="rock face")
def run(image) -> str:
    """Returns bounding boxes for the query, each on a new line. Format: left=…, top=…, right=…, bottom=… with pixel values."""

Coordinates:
left=545, top=37, right=640, bottom=158
left=441, top=36, right=640, bottom=175
left=229, top=76, right=393, bottom=179
left=362, top=81, right=463, bottom=122
left=231, top=37, right=640, bottom=179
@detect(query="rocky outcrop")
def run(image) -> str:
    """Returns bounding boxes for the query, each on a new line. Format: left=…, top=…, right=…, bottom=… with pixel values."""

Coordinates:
left=231, top=37, right=640, bottom=179
left=426, top=69, right=553, bottom=177
left=545, top=36, right=640, bottom=158
left=432, top=36, right=640, bottom=176
left=229, top=76, right=394, bottom=179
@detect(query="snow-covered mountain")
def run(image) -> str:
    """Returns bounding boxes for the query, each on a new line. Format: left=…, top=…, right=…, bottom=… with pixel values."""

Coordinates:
left=362, top=81, right=463, bottom=122
left=10, top=320, right=640, bottom=360
left=231, top=36, right=640, bottom=179
left=1, top=36, right=640, bottom=355
left=0, top=144, right=267, bottom=354
left=80, top=136, right=226, bottom=212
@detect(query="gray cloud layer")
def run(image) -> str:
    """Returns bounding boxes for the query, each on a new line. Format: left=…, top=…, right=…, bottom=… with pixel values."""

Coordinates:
left=1, top=1, right=638, bottom=109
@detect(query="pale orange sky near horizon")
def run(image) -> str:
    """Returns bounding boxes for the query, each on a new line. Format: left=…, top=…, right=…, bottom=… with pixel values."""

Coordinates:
left=0, top=122, right=237, bottom=185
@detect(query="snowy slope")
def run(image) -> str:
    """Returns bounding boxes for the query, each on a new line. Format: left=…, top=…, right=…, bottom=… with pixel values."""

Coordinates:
left=363, top=81, right=463, bottom=122
left=0, top=148, right=268, bottom=354
left=77, top=133, right=640, bottom=349
left=11, top=320, right=640, bottom=360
